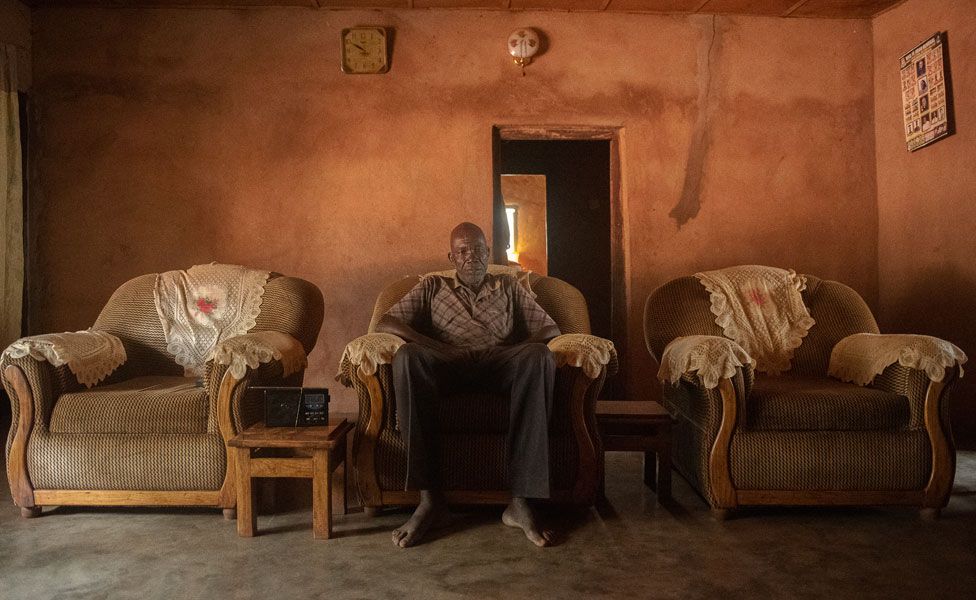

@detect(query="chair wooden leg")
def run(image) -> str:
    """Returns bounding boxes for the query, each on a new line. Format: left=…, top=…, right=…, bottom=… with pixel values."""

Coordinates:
left=363, top=506, right=379, bottom=518
left=222, top=508, right=237, bottom=520
left=21, top=506, right=41, bottom=518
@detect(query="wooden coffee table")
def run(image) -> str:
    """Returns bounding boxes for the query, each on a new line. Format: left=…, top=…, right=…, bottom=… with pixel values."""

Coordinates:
left=228, top=419, right=353, bottom=539
left=596, top=400, right=674, bottom=500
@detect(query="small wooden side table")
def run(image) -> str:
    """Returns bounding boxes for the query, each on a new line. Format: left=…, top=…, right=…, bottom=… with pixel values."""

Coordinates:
left=596, top=400, right=674, bottom=500
left=228, top=419, right=353, bottom=540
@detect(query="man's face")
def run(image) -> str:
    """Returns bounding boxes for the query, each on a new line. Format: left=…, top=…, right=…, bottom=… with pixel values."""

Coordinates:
left=449, top=230, right=489, bottom=288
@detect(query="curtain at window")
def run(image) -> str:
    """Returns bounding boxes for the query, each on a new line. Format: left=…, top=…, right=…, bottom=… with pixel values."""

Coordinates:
left=0, top=44, right=23, bottom=347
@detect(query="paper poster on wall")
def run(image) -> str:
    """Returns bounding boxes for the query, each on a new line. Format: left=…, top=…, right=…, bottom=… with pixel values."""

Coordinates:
left=901, top=31, right=955, bottom=152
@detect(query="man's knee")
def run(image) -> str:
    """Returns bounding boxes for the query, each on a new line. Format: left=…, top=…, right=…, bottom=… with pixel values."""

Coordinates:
left=518, top=343, right=555, bottom=371
left=393, top=343, right=437, bottom=372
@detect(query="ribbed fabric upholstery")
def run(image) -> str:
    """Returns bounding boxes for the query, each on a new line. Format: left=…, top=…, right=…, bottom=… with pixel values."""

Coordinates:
left=644, top=276, right=723, bottom=361
left=644, top=275, right=879, bottom=370
left=51, top=376, right=208, bottom=434
left=4, top=268, right=323, bottom=496
left=368, top=276, right=425, bottom=333
left=92, top=273, right=324, bottom=375
left=663, top=369, right=751, bottom=507
left=748, top=376, right=909, bottom=431
left=251, top=275, right=325, bottom=354
left=437, top=434, right=508, bottom=490
left=2, top=355, right=81, bottom=459
left=92, top=274, right=184, bottom=381
left=730, top=430, right=929, bottom=490
left=871, top=363, right=933, bottom=429
left=528, top=274, right=591, bottom=335
left=28, top=432, right=225, bottom=491
left=437, top=390, right=509, bottom=433
left=352, top=273, right=600, bottom=498
left=646, top=270, right=942, bottom=506
left=790, top=277, right=880, bottom=376
left=671, top=417, right=712, bottom=502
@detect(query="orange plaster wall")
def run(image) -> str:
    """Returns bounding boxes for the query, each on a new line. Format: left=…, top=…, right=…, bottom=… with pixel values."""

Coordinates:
left=28, top=8, right=877, bottom=412
left=873, top=1, right=976, bottom=441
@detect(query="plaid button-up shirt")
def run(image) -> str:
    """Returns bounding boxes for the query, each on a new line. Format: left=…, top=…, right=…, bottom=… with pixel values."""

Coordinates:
left=385, top=273, right=558, bottom=349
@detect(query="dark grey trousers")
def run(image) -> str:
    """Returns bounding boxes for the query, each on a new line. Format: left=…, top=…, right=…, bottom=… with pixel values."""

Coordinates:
left=392, top=342, right=556, bottom=499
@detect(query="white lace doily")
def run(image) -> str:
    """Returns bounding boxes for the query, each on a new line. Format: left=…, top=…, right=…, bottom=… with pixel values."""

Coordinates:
left=154, top=264, right=270, bottom=377
left=829, top=333, right=967, bottom=385
left=337, top=332, right=615, bottom=382
left=658, top=335, right=754, bottom=390
left=548, top=334, right=616, bottom=379
left=214, top=330, right=307, bottom=380
left=696, top=265, right=814, bottom=376
left=337, top=333, right=406, bottom=380
left=3, top=330, right=127, bottom=387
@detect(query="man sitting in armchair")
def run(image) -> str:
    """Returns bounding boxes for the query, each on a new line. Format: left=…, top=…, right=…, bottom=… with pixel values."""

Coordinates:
left=376, top=222, right=560, bottom=548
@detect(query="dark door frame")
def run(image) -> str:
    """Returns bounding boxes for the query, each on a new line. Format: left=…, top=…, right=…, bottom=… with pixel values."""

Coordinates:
left=492, top=125, right=626, bottom=397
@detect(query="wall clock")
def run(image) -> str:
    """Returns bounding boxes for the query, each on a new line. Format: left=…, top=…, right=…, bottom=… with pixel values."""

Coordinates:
left=341, top=27, right=389, bottom=75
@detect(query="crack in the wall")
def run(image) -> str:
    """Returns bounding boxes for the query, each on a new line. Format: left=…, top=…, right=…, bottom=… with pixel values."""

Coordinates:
left=670, top=15, right=720, bottom=228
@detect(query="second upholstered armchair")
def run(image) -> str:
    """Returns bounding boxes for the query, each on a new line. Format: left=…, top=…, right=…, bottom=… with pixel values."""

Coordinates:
left=3, top=265, right=323, bottom=518
left=645, top=267, right=965, bottom=519
left=337, top=266, right=616, bottom=510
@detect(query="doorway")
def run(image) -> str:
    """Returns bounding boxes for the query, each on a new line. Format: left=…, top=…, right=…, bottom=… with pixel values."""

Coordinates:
left=492, top=126, right=624, bottom=397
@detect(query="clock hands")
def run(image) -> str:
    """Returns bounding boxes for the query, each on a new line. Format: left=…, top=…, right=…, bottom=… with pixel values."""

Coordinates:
left=342, top=28, right=389, bottom=74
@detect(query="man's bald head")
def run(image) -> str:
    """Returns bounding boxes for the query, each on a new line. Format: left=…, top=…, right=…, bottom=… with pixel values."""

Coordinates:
left=450, top=222, right=487, bottom=246
left=448, top=222, right=489, bottom=288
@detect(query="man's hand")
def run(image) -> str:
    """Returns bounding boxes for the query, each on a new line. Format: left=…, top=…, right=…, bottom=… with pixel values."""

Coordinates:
left=524, top=324, right=561, bottom=345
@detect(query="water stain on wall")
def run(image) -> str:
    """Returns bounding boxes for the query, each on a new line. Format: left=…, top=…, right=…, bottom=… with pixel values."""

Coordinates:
left=671, top=16, right=723, bottom=228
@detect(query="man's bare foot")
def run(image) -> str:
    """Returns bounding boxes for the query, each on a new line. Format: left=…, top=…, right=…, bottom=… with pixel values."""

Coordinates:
left=502, top=497, right=554, bottom=547
left=391, top=490, right=447, bottom=548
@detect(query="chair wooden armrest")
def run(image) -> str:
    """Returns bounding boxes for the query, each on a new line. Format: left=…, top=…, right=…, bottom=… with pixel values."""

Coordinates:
left=554, top=363, right=605, bottom=504
left=870, top=364, right=959, bottom=508
left=342, top=361, right=396, bottom=509
left=207, top=357, right=304, bottom=511
left=670, top=365, right=753, bottom=510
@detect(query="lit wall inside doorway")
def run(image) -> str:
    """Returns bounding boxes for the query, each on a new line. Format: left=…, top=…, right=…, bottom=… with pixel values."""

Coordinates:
left=501, top=174, right=548, bottom=275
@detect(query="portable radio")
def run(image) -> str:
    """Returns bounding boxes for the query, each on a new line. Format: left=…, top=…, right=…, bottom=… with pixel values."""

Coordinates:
left=254, top=386, right=330, bottom=427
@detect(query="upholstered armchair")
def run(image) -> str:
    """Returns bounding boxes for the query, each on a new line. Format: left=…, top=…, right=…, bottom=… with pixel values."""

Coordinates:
left=3, top=268, right=323, bottom=518
left=645, top=270, right=964, bottom=518
left=337, top=269, right=616, bottom=510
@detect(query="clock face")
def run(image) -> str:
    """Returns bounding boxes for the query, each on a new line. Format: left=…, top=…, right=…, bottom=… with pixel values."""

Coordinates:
left=342, top=27, right=389, bottom=74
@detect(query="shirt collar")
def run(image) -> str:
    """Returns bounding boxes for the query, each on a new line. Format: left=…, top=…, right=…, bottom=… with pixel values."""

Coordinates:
left=450, top=271, right=502, bottom=294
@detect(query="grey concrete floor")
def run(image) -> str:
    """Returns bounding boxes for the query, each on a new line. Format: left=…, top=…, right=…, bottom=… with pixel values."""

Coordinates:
left=2, top=452, right=975, bottom=600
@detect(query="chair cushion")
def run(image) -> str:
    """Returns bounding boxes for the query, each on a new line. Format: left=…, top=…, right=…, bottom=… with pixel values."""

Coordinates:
left=747, top=376, right=910, bottom=431
left=50, top=376, right=209, bottom=434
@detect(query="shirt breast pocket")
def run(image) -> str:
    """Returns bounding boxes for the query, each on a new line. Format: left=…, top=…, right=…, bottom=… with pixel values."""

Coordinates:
left=478, top=304, right=512, bottom=334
